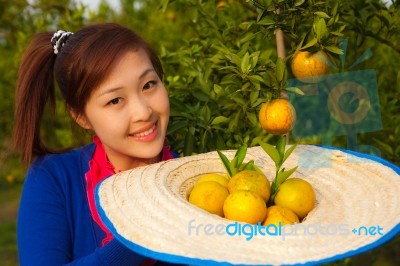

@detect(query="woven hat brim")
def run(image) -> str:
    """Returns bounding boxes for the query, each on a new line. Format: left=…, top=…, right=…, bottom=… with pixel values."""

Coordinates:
left=96, top=145, right=400, bottom=265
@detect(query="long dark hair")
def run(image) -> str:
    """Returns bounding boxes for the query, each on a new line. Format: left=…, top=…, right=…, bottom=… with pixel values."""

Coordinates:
left=13, top=23, right=164, bottom=164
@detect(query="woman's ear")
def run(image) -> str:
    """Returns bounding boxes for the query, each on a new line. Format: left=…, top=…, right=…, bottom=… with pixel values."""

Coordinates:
left=69, top=109, right=92, bottom=130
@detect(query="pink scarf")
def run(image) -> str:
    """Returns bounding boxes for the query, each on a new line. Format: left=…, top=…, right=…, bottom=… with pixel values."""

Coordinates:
left=85, top=136, right=175, bottom=246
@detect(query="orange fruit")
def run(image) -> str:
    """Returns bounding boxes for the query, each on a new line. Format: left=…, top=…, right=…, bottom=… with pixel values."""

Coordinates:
left=258, top=98, right=296, bottom=135
left=217, top=1, right=227, bottom=9
left=291, top=50, right=329, bottom=83
left=228, top=170, right=270, bottom=201
left=196, top=173, right=229, bottom=187
left=166, top=11, right=176, bottom=22
left=263, top=205, right=299, bottom=226
left=189, top=181, right=229, bottom=217
left=274, top=178, right=316, bottom=220
left=223, top=190, right=267, bottom=224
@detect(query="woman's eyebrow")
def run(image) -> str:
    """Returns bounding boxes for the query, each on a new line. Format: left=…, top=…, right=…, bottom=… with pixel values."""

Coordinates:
left=139, top=68, right=156, bottom=79
left=97, top=86, right=123, bottom=98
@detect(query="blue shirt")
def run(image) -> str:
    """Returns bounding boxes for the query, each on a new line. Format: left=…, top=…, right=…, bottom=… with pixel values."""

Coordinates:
left=17, top=143, right=170, bottom=265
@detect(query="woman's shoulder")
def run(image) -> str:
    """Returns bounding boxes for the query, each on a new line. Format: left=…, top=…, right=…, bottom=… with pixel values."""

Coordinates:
left=30, top=143, right=96, bottom=173
left=22, top=143, right=97, bottom=196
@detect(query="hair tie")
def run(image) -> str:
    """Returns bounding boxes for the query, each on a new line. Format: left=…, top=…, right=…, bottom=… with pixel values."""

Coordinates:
left=51, top=30, right=73, bottom=55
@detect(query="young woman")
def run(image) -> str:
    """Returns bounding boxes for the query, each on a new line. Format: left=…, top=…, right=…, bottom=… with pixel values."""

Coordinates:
left=13, top=23, right=178, bottom=265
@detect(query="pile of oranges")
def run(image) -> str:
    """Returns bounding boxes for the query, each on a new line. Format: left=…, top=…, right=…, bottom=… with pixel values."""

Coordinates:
left=188, top=166, right=316, bottom=226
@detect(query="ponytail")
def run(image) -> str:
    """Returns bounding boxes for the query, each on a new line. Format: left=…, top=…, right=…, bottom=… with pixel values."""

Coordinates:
left=12, top=32, right=57, bottom=164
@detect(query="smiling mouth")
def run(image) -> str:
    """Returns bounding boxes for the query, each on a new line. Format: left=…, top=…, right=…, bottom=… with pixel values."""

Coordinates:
left=129, top=123, right=157, bottom=137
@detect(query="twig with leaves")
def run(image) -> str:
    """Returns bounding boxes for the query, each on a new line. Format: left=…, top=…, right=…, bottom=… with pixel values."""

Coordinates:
left=216, top=136, right=299, bottom=207
left=217, top=144, right=263, bottom=178
left=259, top=136, right=298, bottom=206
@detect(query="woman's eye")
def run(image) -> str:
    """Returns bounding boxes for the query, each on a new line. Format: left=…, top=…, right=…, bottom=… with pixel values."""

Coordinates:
left=143, top=80, right=157, bottom=90
left=107, top=97, right=122, bottom=105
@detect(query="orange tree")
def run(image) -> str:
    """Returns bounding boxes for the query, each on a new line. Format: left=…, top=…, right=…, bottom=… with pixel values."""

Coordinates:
left=161, top=0, right=346, bottom=155
left=161, top=0, right=399, bottom=164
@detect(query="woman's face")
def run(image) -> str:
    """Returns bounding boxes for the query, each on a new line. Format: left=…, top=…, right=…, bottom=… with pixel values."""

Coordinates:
left=76, top=49, right=170, bottom=170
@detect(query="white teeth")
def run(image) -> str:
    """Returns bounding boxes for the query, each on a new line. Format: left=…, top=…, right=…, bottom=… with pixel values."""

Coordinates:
left=131, top=124, right=156, bottom=137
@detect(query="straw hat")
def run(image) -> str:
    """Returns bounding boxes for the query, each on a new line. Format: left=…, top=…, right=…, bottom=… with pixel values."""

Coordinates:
left=96, top=145, right=400, bottom=265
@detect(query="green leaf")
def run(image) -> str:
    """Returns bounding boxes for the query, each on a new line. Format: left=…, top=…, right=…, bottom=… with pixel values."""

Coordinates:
left=252, top=164, right=265, bottom=175
left=314, top=11, right=330, bottom=19
left=239, top=21, right=254, bottom=31
left=167, top=121, right=188, bottom=134
left=250, top=51, right=260, bottom=68
left=275, top=57, right=286, bottom=83
left=294, top=0, right=305, bottom=6
left=337, top=24, right=347, bottom=33
left=192, top=90, right=210, bottom=101
left=258, top=16, right=274, bottom=25
left=239, top=32, right=256, bottom=46
left=241, top=160, right=254, bottom=171
left=259, top=141, right=281, bottom=167
left=235, top=144, right=248, bottom=167
left=217, top=150, right=233, bottom=177
left=282, top=144, right=297, bottom=165
left=250, top=90, right=259, bottom=105
left=231, top=94, right=246, bottom=106
left=246, top=112, right=258, bottom=127
left=201, top=105, right=211, bottom=122
left=230, top=156, right=239, bottom=175
left=211, top=116, right=229, bottom=125
left=260, top=49, right=273, bottom=62
left=276, top=166, right=298, bottom=186
left=249, top=75, right=265, bottom=84
left=226, top=53, right=242, bottom=68
left=161, top=0, right=169, bottom=12
left=241, top=52, right=250, bottom=73
left=183, top=128, right=195, bottom=156
left=324, top=46, right=343, bottom=55
left=200, top=130, right=208, bottom=153
left=374, top=138, right=394, bottom=155
left=229, top=111, right=241, bottom=131
left=330, top=31, right=344, bottom=37
left=301, top=38, right=318, bottom=50
left=313, top=17, right=328, bottom=41
left=285, top=86, right=304, bottom=95
left=296, top=33, right=308, bottom=51
left=331, top=1, right=338, bottom=16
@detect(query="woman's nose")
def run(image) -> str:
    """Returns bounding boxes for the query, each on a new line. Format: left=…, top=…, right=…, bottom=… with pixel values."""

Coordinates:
left=130, top=98, right=152, bottom=121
